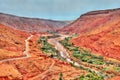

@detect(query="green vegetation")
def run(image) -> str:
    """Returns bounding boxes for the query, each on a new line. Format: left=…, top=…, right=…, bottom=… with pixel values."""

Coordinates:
left=60, top=37, right=120, bottom=80
left=78, top=73, right=103, bottom=80
left=60, top=37, right=105, bottom=65
left=38, top=36, right=47, bottom=44
left=59, top=73, right=63, bottom=80
left=73, top=51, right=105, bottom=65
left=37, top=35, right=120, bottom=80
left=71, top=61, right=105, bottom=80
left=46, top=30, right=60, bottom=38
left=38, top=36, right=58, bottom=56
left=102, top=65, right=120, bottom=72
left=60, top=37, right=120, bottom=67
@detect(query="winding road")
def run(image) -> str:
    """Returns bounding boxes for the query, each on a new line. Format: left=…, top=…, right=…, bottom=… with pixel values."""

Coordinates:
left=0, top=35, right=33, bottom=63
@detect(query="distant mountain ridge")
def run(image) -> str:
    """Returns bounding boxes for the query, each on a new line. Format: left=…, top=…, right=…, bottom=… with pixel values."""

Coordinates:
left=0, top=13, right=70, bottom=32
left=59, top=8, right=120, bottom=34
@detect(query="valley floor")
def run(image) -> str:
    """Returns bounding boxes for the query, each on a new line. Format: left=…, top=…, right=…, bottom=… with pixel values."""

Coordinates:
left=0, top=33, right=120, bottom=80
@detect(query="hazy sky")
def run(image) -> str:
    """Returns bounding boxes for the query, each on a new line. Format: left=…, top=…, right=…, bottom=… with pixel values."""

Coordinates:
left=0, top=0, right=120, bottom=20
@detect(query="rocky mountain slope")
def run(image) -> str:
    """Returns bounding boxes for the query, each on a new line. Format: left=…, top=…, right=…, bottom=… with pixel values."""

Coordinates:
left=0, top=13, right=70, bottom=32
left=59, top=8, right=120, bottom=34
left=70, top=8, right=120, bottom=61
left=0, top=24, right=29, bottom=60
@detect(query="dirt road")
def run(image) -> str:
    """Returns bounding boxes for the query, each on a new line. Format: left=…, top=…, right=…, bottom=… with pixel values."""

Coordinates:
left=0, top=35, right=33, bottom=63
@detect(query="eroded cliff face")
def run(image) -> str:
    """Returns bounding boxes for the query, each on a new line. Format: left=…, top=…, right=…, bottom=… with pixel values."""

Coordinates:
left=0, top=13, right=70, bottom=32
left=59, top=8, right=120, bottom=34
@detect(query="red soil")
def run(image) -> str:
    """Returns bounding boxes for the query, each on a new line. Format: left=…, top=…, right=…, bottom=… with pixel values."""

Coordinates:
left=0, top=24, right=29, bottom=59
left=71, top=18, right=120, bottom=61
left=0, top=25, right=86, bottom=79
left=0, top=56, right=86, bottom=80
left=109, top=76, right=120, bottom=80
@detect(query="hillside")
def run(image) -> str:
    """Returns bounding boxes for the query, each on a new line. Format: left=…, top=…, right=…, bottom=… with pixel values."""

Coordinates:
left=0, top=13, right=70, bottom=32
left=70, top=9, right=120, bottom=61
left=0, top=56, right=86, bottom=80
left=0, top=24, right=86, bottom=80
left=59, top=8, right=120, bottom=34
left=1, top=8, right=120, bottom=80
left=0, top=24, right=29, bottom=60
